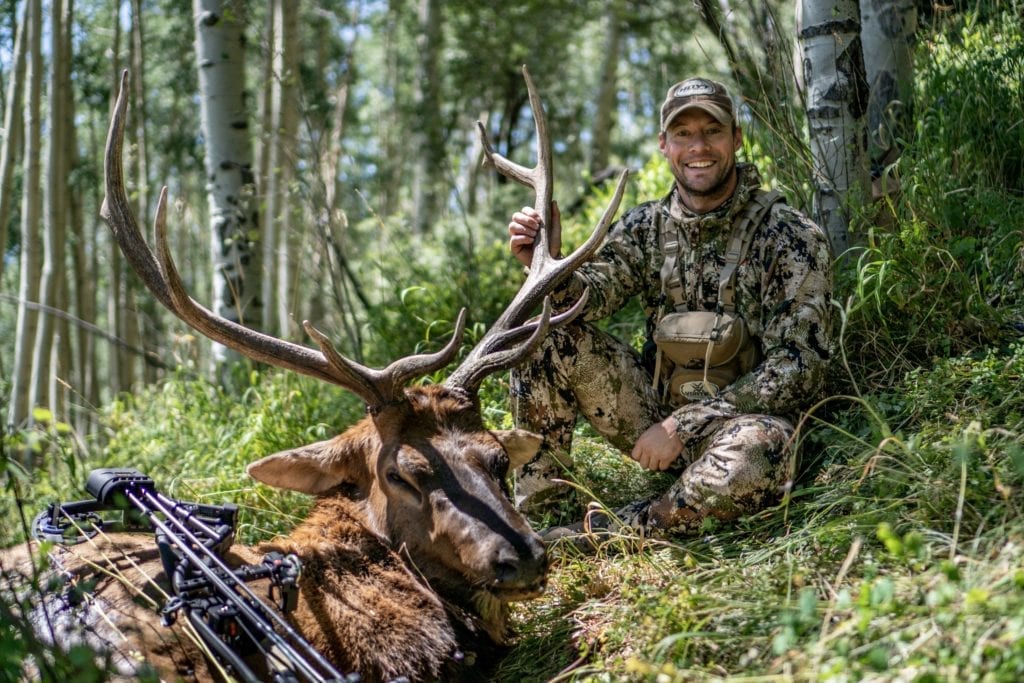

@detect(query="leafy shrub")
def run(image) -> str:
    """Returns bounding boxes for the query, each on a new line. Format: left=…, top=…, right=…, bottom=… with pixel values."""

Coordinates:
left=832, top=12, right=1024, bottom=393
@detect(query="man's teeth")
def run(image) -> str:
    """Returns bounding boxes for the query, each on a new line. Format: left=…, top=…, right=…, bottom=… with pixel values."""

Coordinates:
left=687, top=161, right=714, bottom=168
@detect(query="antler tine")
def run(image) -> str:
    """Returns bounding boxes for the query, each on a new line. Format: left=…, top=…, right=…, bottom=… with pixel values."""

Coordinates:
left=102, top=70, right=464, bottom=410
left=447, top=66, right=629, bottom=393
left=302, top=311, right=467, bottom=411
left=100, top=73, right=173, bottom=312
left=475, top=66, right=554, bottom=269
left=448, top=290, right=592, bottom=392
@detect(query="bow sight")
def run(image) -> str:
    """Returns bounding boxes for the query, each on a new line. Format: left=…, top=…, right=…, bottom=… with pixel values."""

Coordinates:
left=33, top=468, right=359, bottom=683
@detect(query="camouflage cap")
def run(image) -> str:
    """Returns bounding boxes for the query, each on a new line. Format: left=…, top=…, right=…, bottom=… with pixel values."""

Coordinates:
left=660, top=78, right=735, bottom=131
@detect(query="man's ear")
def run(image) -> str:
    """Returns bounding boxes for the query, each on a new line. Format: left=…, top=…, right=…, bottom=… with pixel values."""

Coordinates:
left=492, top=428, right=543, bottom=469
left=247, top=437, right=369, bottom=495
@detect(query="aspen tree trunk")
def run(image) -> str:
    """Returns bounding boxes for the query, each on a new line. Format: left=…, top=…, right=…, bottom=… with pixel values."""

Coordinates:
left=590, top=0, right=622, bottom=177
left=194, top=0, right=262, bottom=367
left=8, top=0, right=43, bottom=432
left=798, top=0, right=871, bottom=256
left=0, top=0, right=29, bottom=283
left=72, top=120, right=95, bottom=435
left=411, top=0, right=443, bottom=234
left=860, top=0, right=916, bottom=180
left=54, top=0, right=75, bottom=422
left=256, top=1, right=276, bottom=335
left=270, top=0, right=299, bottom=336
left=62, top=0, right=87, bottom=431
left=30, top=0, right=68, bottom=422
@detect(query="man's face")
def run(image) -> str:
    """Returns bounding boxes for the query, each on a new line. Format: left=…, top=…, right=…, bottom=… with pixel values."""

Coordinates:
left=659, top=109, right=743, bottom=211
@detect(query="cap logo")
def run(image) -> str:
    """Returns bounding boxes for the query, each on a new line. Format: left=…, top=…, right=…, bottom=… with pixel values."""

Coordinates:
left=673, top=80, right=715, bottom=98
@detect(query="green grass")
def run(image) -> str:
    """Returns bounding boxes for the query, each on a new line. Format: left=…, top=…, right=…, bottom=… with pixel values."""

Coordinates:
left=489, top=336, right=1024, bottom=681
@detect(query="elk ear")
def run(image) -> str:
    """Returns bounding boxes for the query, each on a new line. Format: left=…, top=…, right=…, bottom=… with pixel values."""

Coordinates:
left=247, top=438, right=366, bottom=495
left=492, top=429, right=544, bottom=469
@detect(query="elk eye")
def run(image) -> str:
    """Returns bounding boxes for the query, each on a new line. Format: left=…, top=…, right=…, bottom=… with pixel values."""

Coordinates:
left=386, top=470, right=418, bottom=495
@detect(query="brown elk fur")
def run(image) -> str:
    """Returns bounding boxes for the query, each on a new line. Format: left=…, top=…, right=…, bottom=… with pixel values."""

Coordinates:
left=3, top=385, right=547, bottom=682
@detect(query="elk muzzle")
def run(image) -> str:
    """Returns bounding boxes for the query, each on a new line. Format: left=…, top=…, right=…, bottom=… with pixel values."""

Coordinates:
left=425, top=489, right=548, bottom=601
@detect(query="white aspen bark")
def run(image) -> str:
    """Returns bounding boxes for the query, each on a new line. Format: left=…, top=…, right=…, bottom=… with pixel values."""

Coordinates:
left=271, top=0, right=299, bottom=336
left=860, top=0, right=916, bottom=173
left=8, top=0, right=43, bottom=431
left=29, top=0, right=67, bottom=421
left=194, top=0, right=262, bottom=367
left=0, top=0, right=29, bottom=283
left=798, top=0, right=871, bottom=256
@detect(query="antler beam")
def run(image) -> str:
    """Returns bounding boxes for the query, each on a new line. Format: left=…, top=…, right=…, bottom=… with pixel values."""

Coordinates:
left=446, top=65, right=629, bottom=392
left=101, top=70, right=465, bottom=411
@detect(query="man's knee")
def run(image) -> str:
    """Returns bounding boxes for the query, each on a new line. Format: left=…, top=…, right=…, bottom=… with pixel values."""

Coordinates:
left=647, top=414, right=795, bottom=532
left=695, top=414, right=795, bottom=498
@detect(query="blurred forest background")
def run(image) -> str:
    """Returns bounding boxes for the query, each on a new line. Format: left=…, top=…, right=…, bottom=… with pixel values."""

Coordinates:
left=2, top=0, right=1024, bottom=680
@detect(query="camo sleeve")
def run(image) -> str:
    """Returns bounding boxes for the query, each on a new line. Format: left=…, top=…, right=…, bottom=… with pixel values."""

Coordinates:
left=552, top=202, right=661, bottom=319
left=668, top=205, right=834, bottom=449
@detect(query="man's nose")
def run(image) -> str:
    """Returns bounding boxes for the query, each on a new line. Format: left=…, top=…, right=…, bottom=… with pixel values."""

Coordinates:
left=687, top=132, right=710, bottom=150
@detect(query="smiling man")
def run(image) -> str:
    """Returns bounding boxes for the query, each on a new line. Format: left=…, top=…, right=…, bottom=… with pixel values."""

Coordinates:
left=505, top=77, right=834, bottom=540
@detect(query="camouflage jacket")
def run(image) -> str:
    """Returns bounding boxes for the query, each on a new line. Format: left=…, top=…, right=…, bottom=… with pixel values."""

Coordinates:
left=557, top=164, right=834, bottom=446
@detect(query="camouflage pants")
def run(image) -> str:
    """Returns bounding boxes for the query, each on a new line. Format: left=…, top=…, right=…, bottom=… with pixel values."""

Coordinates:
left=510, top=321, right=795, bottom=535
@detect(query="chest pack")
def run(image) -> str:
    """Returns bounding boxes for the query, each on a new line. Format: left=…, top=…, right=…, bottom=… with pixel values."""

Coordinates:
left=652, top=188, right=783, bottom=403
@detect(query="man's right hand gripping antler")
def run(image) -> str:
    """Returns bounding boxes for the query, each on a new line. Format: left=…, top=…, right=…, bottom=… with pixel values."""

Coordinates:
left=508, top=202, right=563, bottom=267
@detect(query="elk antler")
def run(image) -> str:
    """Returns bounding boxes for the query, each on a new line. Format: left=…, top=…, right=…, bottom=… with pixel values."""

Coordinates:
left=101, top=70, right=465, bottom=411
left=445, top=65, right=629, bottom=392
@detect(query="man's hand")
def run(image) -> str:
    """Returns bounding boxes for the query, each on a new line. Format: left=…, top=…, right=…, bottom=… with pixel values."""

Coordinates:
left=631, top=416, right=684, bottom=471
left=508, top=203, right=562, bottom=268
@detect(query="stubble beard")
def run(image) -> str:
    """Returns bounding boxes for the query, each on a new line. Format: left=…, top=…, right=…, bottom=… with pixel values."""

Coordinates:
left=676, top=157, right=737, bottom=203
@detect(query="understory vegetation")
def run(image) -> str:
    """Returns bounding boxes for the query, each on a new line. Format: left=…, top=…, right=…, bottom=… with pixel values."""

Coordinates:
left=3, top=6, right=1024, bottom=682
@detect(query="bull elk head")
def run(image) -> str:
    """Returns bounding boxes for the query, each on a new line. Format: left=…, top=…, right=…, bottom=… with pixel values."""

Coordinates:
left=100, top=66, right=627, bottom=615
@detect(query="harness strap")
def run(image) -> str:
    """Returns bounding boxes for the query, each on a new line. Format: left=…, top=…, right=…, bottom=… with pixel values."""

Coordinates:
left=656, top=203, right=685, bottom=310
left=658, top=188, right=782, bottom=312
left=717, top=189, right=782, bottom=310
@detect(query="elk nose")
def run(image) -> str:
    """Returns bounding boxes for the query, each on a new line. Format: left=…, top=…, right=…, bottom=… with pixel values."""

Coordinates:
left=493, top=537, right=548, bottom=584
